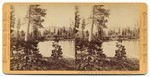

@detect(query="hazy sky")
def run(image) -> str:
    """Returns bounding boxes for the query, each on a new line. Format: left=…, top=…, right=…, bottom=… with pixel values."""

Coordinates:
left=14, top=3, right=140, bottom=32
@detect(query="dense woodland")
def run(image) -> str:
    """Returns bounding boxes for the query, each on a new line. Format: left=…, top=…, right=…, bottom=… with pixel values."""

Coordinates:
left=10, top=5, right=139, bottom=70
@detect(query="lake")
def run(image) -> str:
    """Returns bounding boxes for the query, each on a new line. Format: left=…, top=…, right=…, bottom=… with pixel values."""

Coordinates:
left=38, top=40, right=75, bottom=58
left=38, top=40, right=139, bottom=59
left=102, top=40, right=139, bottom=59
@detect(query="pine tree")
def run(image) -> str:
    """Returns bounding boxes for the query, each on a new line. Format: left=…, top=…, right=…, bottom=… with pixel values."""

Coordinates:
left=81, top=18, right=86, bottom=39
left=51, top=41, right=63, bottom=60
left=16, top=18, right=21, bottom=41
left=93, top=5, right=110, bottom=40
left=10, top=5, right=15, bottom=58
left=74, top=6, right=80, bottom=34
left=10, top=5, right=15, bottom=33
left=18, top=5, right=47, bottom=70
left=115, top=39, right=126, bottom=60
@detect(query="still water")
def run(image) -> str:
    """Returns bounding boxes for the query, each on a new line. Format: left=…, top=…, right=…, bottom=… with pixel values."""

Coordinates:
left=38, top=40, right=75, bottom=58
left=38, top=40, right=139, bottom=59
left=102, top=40, right=139, bottom=59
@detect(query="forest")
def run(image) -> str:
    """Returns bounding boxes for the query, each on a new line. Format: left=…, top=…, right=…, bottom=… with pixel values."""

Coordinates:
left=10, top=4, right=139, bottom=71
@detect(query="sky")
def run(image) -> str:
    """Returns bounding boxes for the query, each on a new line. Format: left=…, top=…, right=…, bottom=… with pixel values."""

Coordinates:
left=13, top=3, right=140, bottom=32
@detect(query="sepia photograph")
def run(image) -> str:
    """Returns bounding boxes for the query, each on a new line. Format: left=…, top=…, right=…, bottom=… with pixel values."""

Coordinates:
left=10, top=4, right=76, bottom=70
left=74, top=4, right=140, bottom=71
left=2, top=3, right=147, bottom=74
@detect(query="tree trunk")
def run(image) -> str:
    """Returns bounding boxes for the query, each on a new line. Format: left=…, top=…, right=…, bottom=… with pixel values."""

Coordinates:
left=88, top=6, right=95, bottom=42
left=25, top=6, right=31, bottom=41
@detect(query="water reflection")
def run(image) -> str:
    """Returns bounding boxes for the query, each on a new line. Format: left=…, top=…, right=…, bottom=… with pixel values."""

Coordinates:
left=38, top=40, right=75, bottom=58
left=38, top=40, right=139, bottom=59
left=102, top=40, right=139, bottom=59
